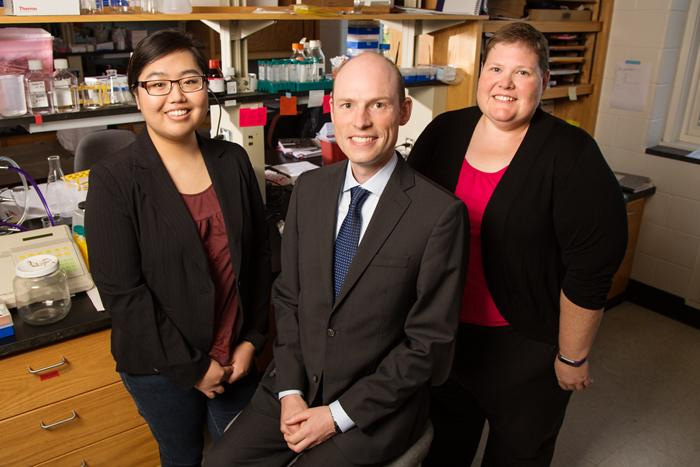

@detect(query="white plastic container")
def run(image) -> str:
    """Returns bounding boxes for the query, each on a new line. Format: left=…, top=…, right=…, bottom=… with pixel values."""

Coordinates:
left=0, top=74, right=28, bottom=117
left=0, top=28, right=53, bottom=75
left=159, top=0, right=192, bottom=14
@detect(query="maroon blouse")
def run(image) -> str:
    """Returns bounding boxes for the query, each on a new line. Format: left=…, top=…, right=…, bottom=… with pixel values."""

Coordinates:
left=181, top=185, right=240, bottom=366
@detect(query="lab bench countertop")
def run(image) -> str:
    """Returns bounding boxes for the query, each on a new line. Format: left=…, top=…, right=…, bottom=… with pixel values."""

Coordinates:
left=0, top=292, right=110, bottom=358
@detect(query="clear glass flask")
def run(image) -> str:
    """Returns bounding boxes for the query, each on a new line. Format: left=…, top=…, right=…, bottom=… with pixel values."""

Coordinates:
left=45, top=155, right=74, bottom=225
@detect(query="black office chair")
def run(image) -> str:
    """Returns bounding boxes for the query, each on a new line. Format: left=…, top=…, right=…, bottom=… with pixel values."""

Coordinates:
left=73, top=129, right=137, bottom=172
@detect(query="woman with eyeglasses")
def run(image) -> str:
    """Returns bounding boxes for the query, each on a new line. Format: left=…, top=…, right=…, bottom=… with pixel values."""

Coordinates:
left=85, top=30, right=270, bottom=467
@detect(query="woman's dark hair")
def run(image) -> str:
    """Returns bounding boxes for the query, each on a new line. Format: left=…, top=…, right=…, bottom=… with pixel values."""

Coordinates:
left=127, top=30, right=208, bottom=92
left=483, top=22, right=549, bottom=74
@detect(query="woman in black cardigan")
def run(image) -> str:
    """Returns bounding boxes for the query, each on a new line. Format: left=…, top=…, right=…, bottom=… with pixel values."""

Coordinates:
left=86, top=31, right=270, bottom=467
left=409, top=23, right=627, bottom=466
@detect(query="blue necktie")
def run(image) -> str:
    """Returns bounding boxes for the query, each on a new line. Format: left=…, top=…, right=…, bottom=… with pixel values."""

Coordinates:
left=333, top=186, right=370, bottom=299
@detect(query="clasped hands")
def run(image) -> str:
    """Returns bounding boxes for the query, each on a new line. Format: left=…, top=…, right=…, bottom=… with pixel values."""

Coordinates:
left=279, top=394, right=337, bottom=453
left=195, top=341, right=256, bottom=399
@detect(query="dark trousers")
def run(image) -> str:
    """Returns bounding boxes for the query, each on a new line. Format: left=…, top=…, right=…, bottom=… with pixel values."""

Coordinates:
left=121, top=370, right=259, bottom=467
left=424, top=325, right=572, bottom=467
left=204, top=385, right=383, bottom=467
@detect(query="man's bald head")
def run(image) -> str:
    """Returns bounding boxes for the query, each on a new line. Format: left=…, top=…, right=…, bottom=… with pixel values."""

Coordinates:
left=332, top=52, right=406, bottom=106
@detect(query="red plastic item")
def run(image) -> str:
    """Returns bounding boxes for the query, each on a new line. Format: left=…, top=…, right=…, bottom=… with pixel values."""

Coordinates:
left=320, top=139, right=346, bottom=165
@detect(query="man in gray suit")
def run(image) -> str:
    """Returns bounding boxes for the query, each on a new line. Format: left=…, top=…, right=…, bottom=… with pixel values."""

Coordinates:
left=207, top=52, right=468, bottom=467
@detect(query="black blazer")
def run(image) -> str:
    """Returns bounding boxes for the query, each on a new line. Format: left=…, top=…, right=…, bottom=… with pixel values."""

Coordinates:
left=86, top=130, right=270, bottom=388
left=409, top=107, right=627, bottom=344
left=263, top=157, right=468, bottom=464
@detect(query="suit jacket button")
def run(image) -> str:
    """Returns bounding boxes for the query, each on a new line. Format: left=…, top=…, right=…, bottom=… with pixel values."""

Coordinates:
left=312, top=375, right=319, bottom=383
left=327, top=328, right=336, bottom=337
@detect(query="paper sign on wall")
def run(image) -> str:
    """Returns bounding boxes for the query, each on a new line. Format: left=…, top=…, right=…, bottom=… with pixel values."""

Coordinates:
left=308, top=90, right=324, bottom=108
left=280, top=96, right=298, bottom=116
left=239, top=107, right=267, bottom=127
left=610, top=60, right=651, bottom=112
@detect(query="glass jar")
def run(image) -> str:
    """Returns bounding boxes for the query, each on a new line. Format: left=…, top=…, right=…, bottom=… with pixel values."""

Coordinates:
left=13, top=255, right=71, bottom=326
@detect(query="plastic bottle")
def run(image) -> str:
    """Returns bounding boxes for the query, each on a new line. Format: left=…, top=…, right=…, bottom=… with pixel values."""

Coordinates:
left=309, top=40, right=326, bottom=79
left=26, top=60, right=53, bottom=115
left=72, top=201, right=89, bottom=267
left=291, top=43, right=305, bottom=61
left=52, top=59, right=80, bottom=113
left=45, top=155, right=74, bottom=225
left=207, top=59, right=225, bottom=94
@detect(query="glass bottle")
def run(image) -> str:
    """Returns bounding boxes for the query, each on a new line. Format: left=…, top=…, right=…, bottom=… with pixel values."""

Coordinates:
left=45, top=155, right=74, bottom=225
left=80, top=0, right=102, bottom=14
left=309, top=40, right=326, bottom=79
left=26, top=60, right=53, bottom=115
left=52, top=59, right=80, bottom=113
left=207, top=59, right=225, bottom=94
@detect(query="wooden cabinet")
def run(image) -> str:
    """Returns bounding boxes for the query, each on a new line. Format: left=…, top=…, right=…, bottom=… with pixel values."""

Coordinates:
left=0, top=330, right=159, bottom=466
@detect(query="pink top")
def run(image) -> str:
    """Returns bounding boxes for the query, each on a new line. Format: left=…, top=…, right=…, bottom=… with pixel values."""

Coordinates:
left=181, top=185, right=240, bottom=366
left=454, top=158, right=510, bottom=327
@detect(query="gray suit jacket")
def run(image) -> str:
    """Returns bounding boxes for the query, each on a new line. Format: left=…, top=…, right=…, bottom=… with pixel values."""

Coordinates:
left=262, top=156, right=468, bottom=464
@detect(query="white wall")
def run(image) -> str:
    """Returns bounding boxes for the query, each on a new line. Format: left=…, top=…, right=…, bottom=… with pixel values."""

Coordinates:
left=595, top=0, right=700, bottom=309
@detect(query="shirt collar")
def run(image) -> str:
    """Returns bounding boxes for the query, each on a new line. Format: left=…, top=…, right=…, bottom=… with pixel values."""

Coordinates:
left=342, top=153, right=398, bottom=197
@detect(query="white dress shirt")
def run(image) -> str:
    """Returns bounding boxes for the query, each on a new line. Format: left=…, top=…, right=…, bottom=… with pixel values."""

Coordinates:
left=278, top=154, right=399, bottom=433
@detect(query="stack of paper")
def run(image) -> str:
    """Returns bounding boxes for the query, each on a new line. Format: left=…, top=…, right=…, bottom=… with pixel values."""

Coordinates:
left=277, top=138, right=322, bottom=159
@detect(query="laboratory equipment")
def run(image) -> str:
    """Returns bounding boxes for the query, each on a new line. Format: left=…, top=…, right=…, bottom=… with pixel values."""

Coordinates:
left=0, top=74, right=27, bottom=117
left=52, top=59, right=80, bottom=113
left=13, top=254, right=71, bottom=326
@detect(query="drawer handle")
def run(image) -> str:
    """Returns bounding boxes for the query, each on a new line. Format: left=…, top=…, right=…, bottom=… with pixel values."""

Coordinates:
left=27, top=356, right=68, bottom=374
left=80, top=461, right=88, bottom=467
left=40, top=410, right=78, bottom=430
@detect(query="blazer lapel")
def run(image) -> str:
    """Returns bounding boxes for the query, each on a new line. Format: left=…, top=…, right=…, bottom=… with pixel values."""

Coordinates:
left=319, top=161, right=347, bottom=308
left=132, top=130, right=209, bottom=275
left=200, top=136, right=243, bottom=278
left=333, top=158, right=413, bottom=309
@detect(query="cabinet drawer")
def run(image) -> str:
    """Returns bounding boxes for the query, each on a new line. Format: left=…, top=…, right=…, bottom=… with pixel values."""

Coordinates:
left=0, top=330, right=119, bottom=420
left=35, top=423, right=159, bottom=467
left=0, top=382, right=145, bottom=466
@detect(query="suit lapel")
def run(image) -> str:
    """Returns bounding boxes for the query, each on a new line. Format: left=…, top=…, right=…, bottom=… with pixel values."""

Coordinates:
left=132, top=130, right=209, bottom=276
left=319, top=162, right=347, bottom=308
left=200, top=136, right=243, bottom=278
left=333, top=158, right=413, bottom=309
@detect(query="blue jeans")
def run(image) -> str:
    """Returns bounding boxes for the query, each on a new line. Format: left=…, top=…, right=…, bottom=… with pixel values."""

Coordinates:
left=120, top=369, right=259, bottom=467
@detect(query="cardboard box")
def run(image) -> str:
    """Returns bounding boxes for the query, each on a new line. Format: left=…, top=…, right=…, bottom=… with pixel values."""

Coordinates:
left=5, top=0, right=80, bottom=15
left=527, top=9, right=592, bottom=21
left=487, top=0, right=526, bottom=18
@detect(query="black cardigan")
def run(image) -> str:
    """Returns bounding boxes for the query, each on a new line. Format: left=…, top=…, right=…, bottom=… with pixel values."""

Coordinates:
left=409, top=107, right=627, bottom=344
left=86, top=130, right=271, bottom=388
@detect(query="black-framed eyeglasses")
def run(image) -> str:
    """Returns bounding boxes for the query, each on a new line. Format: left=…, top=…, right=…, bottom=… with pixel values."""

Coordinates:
left=137, top=75, right=206, bottom=96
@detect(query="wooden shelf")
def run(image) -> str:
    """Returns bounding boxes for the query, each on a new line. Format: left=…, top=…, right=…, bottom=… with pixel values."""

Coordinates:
left=0, top=6, right=486, bottom=24
left=549, top=57, right=585, bottom=63
left=483, top=20, right=602, bottom=33
left=542, top=83, right=593, bottom=100
left=550, top=45, right=587, bottom=51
